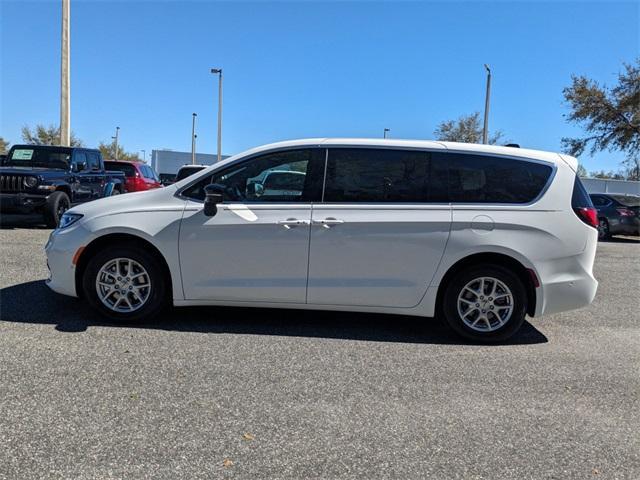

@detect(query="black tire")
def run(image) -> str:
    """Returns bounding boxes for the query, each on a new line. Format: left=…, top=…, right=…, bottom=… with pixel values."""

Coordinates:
left=597, top=218, right=611, bottom=241
left=442, top=264, right=527, bottom=343
left=82, top=244, right=169, bottom=322
left=43, top=190, right=71, bottom=228
left=111, top=187, right=121, bottom=196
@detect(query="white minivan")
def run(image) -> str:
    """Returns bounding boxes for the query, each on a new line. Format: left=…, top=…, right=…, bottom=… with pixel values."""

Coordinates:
left=45, top=139, right=599, bottom=341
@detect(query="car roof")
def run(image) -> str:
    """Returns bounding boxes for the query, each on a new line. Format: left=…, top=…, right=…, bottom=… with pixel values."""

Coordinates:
left=224, top=138, right=569, bottom=166
left=10, top=144, right=99, bottom=152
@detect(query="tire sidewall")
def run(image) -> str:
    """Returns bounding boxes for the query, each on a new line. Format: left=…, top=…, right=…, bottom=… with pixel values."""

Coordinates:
left=443, top=264, right=527, bottom=342
left=44, top=191, right=70, bottom=228
left=598, top=218, right=610, bottom=240
left=83, top=246, right=168, bottom=322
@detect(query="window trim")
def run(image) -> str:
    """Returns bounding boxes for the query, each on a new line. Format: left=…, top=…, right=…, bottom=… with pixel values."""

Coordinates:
left=176, top=145, right=557, bottom=207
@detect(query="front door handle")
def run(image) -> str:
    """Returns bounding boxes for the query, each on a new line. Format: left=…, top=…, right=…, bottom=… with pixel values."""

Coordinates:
left=313, top=217, right=345, bottom=228
left=277, top=218, right=309, bottom=229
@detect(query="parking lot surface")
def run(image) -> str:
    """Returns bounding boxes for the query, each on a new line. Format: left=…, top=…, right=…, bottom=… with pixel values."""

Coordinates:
left=1, top=224, right=639, bottom=479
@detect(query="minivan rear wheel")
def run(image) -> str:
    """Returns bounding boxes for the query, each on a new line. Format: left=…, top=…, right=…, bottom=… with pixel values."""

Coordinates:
left=83, top=245, right=168, bottom=322
left=442, top=265, right=527, bottom=342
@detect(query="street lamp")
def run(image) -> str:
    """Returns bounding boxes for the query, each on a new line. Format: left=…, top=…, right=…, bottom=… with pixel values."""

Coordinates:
left=111, top=126, right=120, bottom=160
left=191, top=113, right=197, bottom=165
left=60, top=0, right=70, bottom=147
left=140, top=149, right=146, bottom=161
left=210, top=68, right=223, bottom=162
left=482, top=64, right=491, bottom=145
left=383, top=128, right=390, bottom=139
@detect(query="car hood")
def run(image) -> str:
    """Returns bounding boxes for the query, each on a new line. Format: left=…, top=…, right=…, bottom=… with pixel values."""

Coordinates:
left=68, top=184, right=182, bottom=219
left=0, top=167, right=65, bottom=175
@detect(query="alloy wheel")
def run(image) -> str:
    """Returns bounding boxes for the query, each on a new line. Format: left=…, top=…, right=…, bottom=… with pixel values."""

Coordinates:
left=457, top=276, right=514, bottom=332
left=95, top=258, right=151, bottom=313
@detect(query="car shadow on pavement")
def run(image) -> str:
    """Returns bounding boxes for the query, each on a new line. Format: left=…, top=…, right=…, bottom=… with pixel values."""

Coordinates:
left=0, top=215, right=49, bottom=230
left=0, top=280, right=548, bottom=346
left=600, top=236, right=640, bottom=244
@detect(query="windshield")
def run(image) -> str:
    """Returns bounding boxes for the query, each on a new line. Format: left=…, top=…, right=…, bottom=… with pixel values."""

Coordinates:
left=611, top=194, right=640, bottom=207
left=5, top=147, right=72, bottom=170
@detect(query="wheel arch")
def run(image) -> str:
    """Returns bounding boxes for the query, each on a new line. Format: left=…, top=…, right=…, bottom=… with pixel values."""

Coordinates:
left=74, top=232, right=173, bottom=300
left=55, top=184, right=72, bottom=199
left=434, top=252, right=537, bottom=318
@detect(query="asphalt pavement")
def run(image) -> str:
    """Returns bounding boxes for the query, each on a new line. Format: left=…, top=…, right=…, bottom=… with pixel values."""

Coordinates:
left=0, top=224, right=639, bottom=479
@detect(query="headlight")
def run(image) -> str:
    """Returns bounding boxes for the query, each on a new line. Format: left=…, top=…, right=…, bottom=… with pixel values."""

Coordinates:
left=57, top=213, right=83, bottom=229
left=23, top=176, right=38, bottom=188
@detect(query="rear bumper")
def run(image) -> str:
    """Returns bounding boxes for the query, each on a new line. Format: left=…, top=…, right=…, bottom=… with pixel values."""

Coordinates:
left=0, top=193, right=47, bottom=213
left=609, top=216, right=640, bottom=236
left=534, top=228, right=599, bottom=317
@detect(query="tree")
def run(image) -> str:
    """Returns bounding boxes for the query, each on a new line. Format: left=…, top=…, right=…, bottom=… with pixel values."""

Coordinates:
left=0, top=136, right=9, bottom=154
left=576, top=164, right=588, bottom=177
left=434, top=112, right=505, bottom=145
left=98, top=141, right=141, bottom=161
left=562, top=59, right=640, bottom=181
left=21, top=124, right=83, bottom=147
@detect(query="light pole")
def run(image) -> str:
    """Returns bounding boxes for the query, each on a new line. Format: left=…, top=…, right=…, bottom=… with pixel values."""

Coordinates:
left=191, top=113, right=197, bottom=165
left=60, top=0, right=70, bottom=146
left=210, top=68, right=223, bottom=162
left=482, top=64, right=491, bottom=145
left=141, top=149, right=146, bottom=161
left=383, top=128, right=390, bottom=139
left=111, top=126, right=120, bottom=160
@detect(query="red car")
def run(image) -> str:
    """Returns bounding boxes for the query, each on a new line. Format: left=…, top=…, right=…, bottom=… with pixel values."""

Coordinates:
left=104, top=160, right=162, bottom=192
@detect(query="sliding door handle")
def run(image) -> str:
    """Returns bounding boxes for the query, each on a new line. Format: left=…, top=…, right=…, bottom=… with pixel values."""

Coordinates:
left=277, top=218, right=309, bottom=229
left=313, top=218, right=345, bottom=228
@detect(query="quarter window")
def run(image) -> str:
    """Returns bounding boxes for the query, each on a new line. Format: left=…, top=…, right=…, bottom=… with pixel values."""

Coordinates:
left=435, top=152, right=553, bottom=204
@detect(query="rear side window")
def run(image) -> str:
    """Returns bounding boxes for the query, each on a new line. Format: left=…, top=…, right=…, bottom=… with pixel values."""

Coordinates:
left=87, top=152, right=101, bottom=170
left=105, top=162, right=136, bottom=177
left=572, top=176, right=594, bottom=208
left=435, top=152, right=553, bottom=204
left=323, top=148, right=432, bottom=203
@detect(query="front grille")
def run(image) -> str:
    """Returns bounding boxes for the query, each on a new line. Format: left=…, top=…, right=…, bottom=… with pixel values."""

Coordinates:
left=0, top=175, right=25, bottom=192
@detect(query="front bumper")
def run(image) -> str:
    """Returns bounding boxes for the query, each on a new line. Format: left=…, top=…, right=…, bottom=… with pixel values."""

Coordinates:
left=45, top=223, right=92, bottom=298
left=0, top=192, right=47, bottom=213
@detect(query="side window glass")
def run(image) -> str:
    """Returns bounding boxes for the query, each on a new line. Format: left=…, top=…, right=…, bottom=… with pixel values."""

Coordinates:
left=182, top=149, right=323, bottom=202
left=74, top=152, right=88, bottom=171
left=441, top=153, right=553, bottom=204
left=324, top=148, right=430, bottom=202
left=87, top=152, right=101, bottom=170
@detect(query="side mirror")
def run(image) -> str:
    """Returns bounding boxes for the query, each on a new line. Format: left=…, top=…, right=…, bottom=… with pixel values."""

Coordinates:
left=204, top=184, right=224, bottom=217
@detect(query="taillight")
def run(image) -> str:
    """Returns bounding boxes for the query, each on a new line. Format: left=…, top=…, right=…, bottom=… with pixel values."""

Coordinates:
left=573, top=207, right=598, bottom=228
left=616, top=208, right=635, bottom=217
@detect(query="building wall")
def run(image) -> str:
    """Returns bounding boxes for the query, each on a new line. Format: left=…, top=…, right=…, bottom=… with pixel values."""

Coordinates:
left=581, top=178, right=640, bottom=195
left=151, top=150, right=230, bottom=176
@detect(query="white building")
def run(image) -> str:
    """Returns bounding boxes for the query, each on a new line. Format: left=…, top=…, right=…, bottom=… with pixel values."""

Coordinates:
left=151, top=149, right=230, bottom=180
left=581, top=177, right=640, bottom=195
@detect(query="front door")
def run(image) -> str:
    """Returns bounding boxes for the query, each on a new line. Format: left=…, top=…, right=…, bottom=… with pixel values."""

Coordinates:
left=179, top=148, right=324, bottom=303
left=71, top=151, right=92, bottom=202
left=307, top=148, right=452, bottom=308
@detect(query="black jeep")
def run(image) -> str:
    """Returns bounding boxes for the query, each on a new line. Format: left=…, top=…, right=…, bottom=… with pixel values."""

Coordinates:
left=0, top=145, right=125, bottom=227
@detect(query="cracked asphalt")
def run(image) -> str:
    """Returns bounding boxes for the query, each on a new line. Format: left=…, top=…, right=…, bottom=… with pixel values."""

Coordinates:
left=1, top=223, right=639, bottom=479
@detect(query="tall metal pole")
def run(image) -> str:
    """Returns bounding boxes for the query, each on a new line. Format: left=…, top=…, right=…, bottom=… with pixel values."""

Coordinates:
left=211, top=68, right=223, bottom=162
left=191, top=113, right=197, bottom=165
left=383, top=128, right=390, bottom=139
left=60, top=0, right=71, bottom=146
left=112, top=127, right=120, bottom=160
left=141, top=150, right=146, bottom=161
left=482, top=64, right=491, bottom=145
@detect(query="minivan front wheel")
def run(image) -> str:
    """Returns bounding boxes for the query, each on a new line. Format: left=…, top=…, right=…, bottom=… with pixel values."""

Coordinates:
left=442, top=265, right=527, bottom=342
left=83, top=245, right=168, bottom=322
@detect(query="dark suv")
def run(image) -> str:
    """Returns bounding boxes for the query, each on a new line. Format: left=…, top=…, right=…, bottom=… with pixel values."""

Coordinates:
left=589, top=193, right=640, bottom=240
left=0, top=145, right=125, bottom=227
